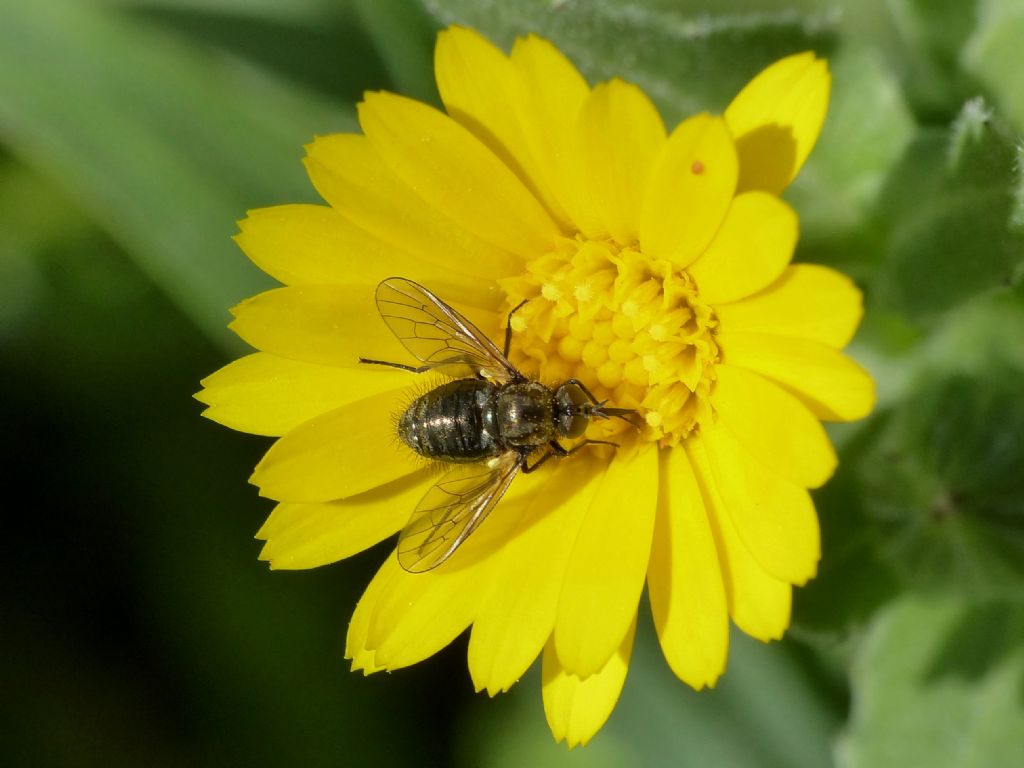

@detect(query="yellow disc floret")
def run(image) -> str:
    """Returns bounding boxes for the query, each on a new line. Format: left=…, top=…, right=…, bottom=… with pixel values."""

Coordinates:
left=499, top=235, right=719, bottom=446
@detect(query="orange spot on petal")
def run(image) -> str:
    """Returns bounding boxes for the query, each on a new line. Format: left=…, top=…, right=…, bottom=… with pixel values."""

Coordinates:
left=691, top=160, right=705, bottom=175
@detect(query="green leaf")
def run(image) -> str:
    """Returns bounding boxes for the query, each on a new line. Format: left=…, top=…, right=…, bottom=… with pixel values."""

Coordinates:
left=787, top=44, right=915, bottom=251
left=0, top=0, right=355, bottom=351
left=871, top=99, right=1024, bottom=321
left=424, top=0, right=841, bottom=125
left=860, top=357, right=1024, bottom=599
left=964, top=0, right=1024, bottom=133
left=884, top=0, right=983, bottom=120
left=351, top=0, right=440, bottom=103
left=839, top=594, right=1024, bottom=768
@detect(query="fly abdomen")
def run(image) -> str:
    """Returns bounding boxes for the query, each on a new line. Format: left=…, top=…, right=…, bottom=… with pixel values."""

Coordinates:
left=398, top=379, right=501, bottom=462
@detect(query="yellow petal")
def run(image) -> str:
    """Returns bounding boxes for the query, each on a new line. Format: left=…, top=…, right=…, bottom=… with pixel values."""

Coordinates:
left=725, top=53, right=830, bottom=195
left=640, top=114, right=738, bottom=269
left=647, top=447, right=729, bottom=690
left=229, top=285, right=503, bottom=369
left=365, top=556, right=487, bottom=671
left=555, top=446, right=657, bottom=677
left=715, top=264, right=863, bottom=348
left=712, top=364, right=837, bottom=489
left=718, top=331, right=876, bottom=421
left=435, top=27, right=573, bottom=231
left=686, top=438, right=791, bottom=641
left=235, top=204, right=498, bottom=308
left=701, top=421, right=820, bottom=585
left=581, top=79, right=666, bottom=245
left=197, top=352, right=409, bottom=437
left=346, top=555, right=397, bottom=674
left=251, top=388, right=423, bottom=503
left=688, top=192, right=797, bottom=304
left=256, top=470, right=433, bottom=570
left=305, top=133, right=520, bottom=280
left=228, top=285, right=404, bottom=367
left=542, top=616, right=636, bottom=748
left=467, top=455, right=600, bottom=696
left=364, top=466, right=551, bottom=670
left=358, top=91, right=559, bottom=261
left=509, top=33, right=594, bottom=237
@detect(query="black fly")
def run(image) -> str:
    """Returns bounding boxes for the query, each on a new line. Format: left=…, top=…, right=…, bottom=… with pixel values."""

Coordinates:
left=359, top=277, right=637, bottom=573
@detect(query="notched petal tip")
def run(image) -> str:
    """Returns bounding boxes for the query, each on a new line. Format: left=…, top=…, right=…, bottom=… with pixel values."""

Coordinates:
left=725, top=51, right=831, bottom=195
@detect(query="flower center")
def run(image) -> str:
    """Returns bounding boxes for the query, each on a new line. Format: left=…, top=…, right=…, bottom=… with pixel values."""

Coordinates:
left=498, top=236, right=719, bottom=446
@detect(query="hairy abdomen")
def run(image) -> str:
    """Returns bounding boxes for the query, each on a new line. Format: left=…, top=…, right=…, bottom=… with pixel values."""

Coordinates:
left=398, top=379, right=500, bottom=462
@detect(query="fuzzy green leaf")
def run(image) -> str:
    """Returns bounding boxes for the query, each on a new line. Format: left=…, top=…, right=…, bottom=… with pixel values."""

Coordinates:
left=964, top=0, right=1024, bottom=133
left=872, top=99, right=1024, bottom=320
left=840, top=594, right=1024, bottom=768
left=860, top=355, right=1024, bottom=598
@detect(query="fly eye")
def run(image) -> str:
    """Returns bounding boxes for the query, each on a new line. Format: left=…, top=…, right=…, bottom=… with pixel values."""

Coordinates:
left=555, top=383, right=593, bottom=438
left=565, top=413, right=589, bottom=438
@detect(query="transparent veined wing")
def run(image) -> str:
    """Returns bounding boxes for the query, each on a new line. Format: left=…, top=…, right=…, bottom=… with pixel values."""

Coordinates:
left=375, top=277, right=517, bottom=382
left=397, top=453, right=522, bottom=572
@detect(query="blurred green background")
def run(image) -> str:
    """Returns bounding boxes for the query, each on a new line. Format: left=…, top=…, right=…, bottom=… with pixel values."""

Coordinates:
left=3, top=1, right=1023, bottom=766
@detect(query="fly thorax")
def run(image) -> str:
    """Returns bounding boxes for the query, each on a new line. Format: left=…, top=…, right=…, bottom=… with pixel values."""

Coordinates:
left=496, top=382, right=555, bottom=447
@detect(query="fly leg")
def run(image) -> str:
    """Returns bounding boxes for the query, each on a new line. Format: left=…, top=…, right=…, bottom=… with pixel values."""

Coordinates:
left=521, top=438, right=619, bottom=474
left=563, top=377, right=642, bottom=430
left=502, top=299, right=529, bottom=359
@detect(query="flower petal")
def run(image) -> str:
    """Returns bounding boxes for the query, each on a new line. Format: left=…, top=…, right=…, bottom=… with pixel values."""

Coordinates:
left=365, top=555, right=487, bottom=671
left=197, top=352, right=409, bottom=436
left=712, top=364, right=837, bottom=489
left=509, top=33, right=594, bottom=236
left=467, top=456, right=599, bottom=696
left=542, top=616, right=636, bottom=748
left=435, top=27, right=573, bottom=231
left=251, top=388, right=423, bottom=503
left=686, top=438, right=791, bottom=641
left=714, top=264, right=863, bottom=348
left=235, top=204, right=498, bottom=307
left=358, top=91, right=559, bottom=261
left=701, top=420, right=820, bottom=586
left=688, top=192, right=797, bottom=304
left=256, top=470, right=433, bottom=570
left=363, top=466, right=553, bottom=670
left=725, top=53, right=830, bottom=195
left=581, top=79, right=666, bottom=245
left=718, top=331, right=876, bottom=421
left=228, top=285, right=403, bottom=367
left=555, top=446, right=657, bottom=678
left=229, top=285, right=503, bottom=368
left=640, top=114, right=738, bottom=269
left=648, top=447, right=728, bottom=690
left=305, top=133, right=519, bottom=280
left=346, top=556, right=396, bottom=675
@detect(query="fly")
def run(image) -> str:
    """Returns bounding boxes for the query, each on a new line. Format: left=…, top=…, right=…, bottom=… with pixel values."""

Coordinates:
left=359, top=277, right=637, bottom=573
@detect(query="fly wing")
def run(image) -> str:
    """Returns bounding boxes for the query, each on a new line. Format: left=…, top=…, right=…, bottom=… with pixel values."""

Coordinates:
left=397, top=453, right=522, bottom=573
left=375, top=277, right=517, bottom=382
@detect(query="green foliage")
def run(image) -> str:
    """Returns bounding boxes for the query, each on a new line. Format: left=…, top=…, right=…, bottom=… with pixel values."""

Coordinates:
left=862, top=360, right=1024, bottom=598
left=964, top=0, right=1024, bottom=133
left=0, top=0, right=366, bottom=351
left=872, top=99, right=1024, bottom=321
left=839, top=595, right=1024, bottom=768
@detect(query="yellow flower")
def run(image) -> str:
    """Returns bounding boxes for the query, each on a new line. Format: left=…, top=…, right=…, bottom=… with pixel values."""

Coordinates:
left=198, top=26, right=874, bottom=746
